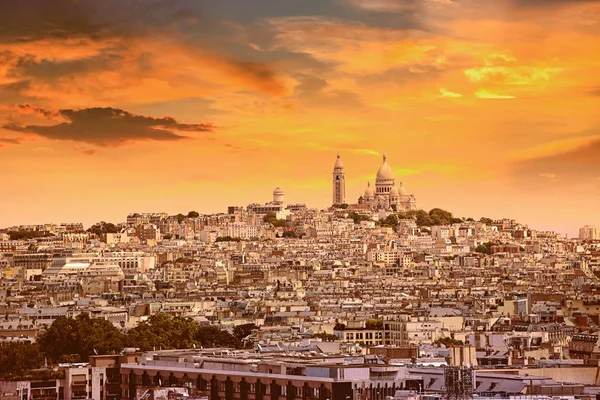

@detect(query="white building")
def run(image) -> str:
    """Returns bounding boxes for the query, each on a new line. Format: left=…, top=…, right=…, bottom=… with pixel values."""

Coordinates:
left=358, top=154, right=417, bottom=212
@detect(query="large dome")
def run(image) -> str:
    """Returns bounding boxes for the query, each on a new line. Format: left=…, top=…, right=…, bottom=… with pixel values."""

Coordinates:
left=376, top=153, right=395, bottom=181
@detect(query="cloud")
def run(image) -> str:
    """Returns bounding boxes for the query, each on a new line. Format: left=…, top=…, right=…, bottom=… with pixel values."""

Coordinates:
left=2, top=106, right=214, bottom=146
left=8, top=53, right=123, bottom=81
left=439, top=88, right=462, bottom=98
left=500, top=0, right=600, bottom=9
left=475, top=90, right=516, bottom=99
left=0, top=137, right=21, bottom=145
left=344, top=0, right=453, bottom=12
left=512, top=136, right=600, bottom=189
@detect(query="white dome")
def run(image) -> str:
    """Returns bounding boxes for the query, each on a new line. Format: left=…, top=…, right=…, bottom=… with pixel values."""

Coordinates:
left=273, top=187, right=284, bottom=195
left=364, top=182, right=374, bottom=197
left=398, top=184, right=407, bottom=196
left=334, top=152, right=344, bottom=169
left=390, top=186, right=399, bottom=197
left=376, top=153, right=395, bottom=181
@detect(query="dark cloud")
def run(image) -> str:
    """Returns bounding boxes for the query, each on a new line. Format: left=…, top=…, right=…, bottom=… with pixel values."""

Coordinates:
left=502, top=0, right=600, bottom=7
left=3, top=106, right=214, bottom=146
left=292, top=75, right=364, bottom=109
left=360, top=64, right=445, bottom=86
left=512, top=136, right=600, bottom=191
left=0, top=138, right=21, bottom=145
left=9, top=54, right=123, bottom=81
left=589, top=87, right=600, bottom=96
left=0, top=0, right=185, bottom=43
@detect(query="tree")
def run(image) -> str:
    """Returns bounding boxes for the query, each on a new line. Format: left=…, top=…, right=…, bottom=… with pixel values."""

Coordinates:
left=125, top=313, right=242, bottom=351
left=187, top=211, right=200, bottom=218
left=37, top=314, right=124, bottom=363
left=434, top=337, right=463, bottom=347
left=0, top=342, right=44, bottom=378
left=196, top=325, right=240, bottom=348
left=87, top=221, right=119, bottom=236
left=380, top=214, right=399, bottom=228
left=428, top=208, right=454, bottom=225
left=216, top=236, right=242, bottom=242
left=282, top=230, right=298, bottom=239
left=175, top=213, right=186, bottom=223
left=347, top=211, right=371, bottom=225
left=365, top=319, right=383, bottom=330
left=7, top=231, right=53, bottom=240
left=263, top=212, right=286, bottom=227
left=232, top=323, right=257, bottom=348
left=311, top=333, right=338, bottom=342
left=475, top=242, right=495, bottom=255
left=125, top=314, right=199, bottom=351
left=479, top=217, right=494, bottom=224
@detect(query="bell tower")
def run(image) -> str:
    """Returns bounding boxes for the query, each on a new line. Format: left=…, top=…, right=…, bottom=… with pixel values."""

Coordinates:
left=332, top=152, right=346, bottom=205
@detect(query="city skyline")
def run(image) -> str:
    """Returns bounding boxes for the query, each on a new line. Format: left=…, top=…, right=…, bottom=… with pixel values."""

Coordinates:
left=0, top=1, right=599, bottom=235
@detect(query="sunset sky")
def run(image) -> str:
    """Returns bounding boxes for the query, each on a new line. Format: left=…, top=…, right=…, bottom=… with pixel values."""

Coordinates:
left=1, top=0, right=599, bottom=235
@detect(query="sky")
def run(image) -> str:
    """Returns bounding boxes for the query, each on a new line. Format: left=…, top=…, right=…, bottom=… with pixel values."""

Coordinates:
left=0, top=0, right=599, bottom=236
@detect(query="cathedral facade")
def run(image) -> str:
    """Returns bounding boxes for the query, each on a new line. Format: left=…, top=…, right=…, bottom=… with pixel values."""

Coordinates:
left=332, top=153, right=417, bottom=212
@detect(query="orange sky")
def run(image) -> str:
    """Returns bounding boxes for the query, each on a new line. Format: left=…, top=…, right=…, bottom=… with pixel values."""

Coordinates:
left=0, top=0, right=599, bottom=236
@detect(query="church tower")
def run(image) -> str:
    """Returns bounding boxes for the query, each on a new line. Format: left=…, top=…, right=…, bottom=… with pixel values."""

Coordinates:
left=332, top=152, right=346, bottom=205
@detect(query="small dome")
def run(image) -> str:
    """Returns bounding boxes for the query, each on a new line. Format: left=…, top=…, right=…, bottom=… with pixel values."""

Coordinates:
left=273, top=187, right=284, bottom=194
left=333, top=152, right=344, bottom=169
left=390, top=186, right=399, bottom=197
left=398, top=182, right=407, bottom=196
left=376, top=153, right=395, bottom=181
left=364, top=182, right=374, bottom=197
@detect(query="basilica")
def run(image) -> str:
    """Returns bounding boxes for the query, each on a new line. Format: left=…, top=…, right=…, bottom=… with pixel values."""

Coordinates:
left=332, top=153, right=417, bottom=212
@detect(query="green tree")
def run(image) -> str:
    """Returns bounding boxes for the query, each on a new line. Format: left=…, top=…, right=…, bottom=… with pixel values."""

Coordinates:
left=37, top=314, right=124, bottom=363
left=428, top=208, right=454, bottom=225
left=475, top=242, right=495, bottom=255
left=347, top=211, right=371, bottom=225
left=216, top=236, right=242, bottom=242
left=125, top=314, right=242, bottom=351
left=196, top=325, right=240, bottom=348
left=311, top=333, right=339, bottom=342
left=187, top=211, right=200, bottom=218
left=406, top=210, right=434, bottom=226
left=125, top=314, right=199, bottom=351
left=479, top=217, right=494, bottom=224
left=87, top=221, right=119, bottom=236
left=8, top=231, right=53, bottom=240
left=263, top=212, right=287, bottom=227
left=232, top=323, right=257, bottom=347
left=365, top=319, right=383, bottom=330
left=380, top=214, right=399, bottom=228
left=282, top=230, right=298, bottom=238
left=0, top=342, right=44, bottom=379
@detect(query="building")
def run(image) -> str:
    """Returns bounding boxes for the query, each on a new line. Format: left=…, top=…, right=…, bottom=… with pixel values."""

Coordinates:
left=120, top=350, right=423, bottom=400
left=332, top=153, right=346, bottom=205
left=358, top=154, right=417, bottom=212
left=579, top=225, right=599, bottom=241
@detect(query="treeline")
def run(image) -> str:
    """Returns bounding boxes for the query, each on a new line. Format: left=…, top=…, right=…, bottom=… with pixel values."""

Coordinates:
left=0, top=314, right=256, bottom=380
left=364, top=208, right=496, bottom=229
left=5, top=231, right=55, bottom=240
